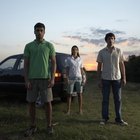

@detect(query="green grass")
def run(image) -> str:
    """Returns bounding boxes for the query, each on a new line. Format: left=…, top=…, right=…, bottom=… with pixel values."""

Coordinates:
left=0, top=72, right=140, bottom=140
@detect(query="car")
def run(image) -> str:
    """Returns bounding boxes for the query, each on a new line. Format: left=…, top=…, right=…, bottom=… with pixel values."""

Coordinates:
left=0, top=53, right=69, bottom=101
left=0, top=53, right=87, bottom=101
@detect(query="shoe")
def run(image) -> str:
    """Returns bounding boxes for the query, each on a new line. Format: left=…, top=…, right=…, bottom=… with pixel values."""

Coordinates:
left=115, top=120, right=128, bottom=126
left=47, top=126, right=54, bottom=135
left=100, top=119, right=107, bottom=125
left=24, top=126, right=37, bottom=137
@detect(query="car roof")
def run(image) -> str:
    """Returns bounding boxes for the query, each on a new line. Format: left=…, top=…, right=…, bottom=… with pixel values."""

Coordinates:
left=11, top=52, right=70, bottom=57
left=0, top=52, right=70, bottom=64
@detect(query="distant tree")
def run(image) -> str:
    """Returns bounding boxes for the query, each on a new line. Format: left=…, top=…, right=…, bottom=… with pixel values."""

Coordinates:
left=125, top=55, right=140, bottom=83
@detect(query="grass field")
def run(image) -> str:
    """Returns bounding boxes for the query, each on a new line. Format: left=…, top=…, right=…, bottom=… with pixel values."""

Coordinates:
left=0, top=72, right=140, bottom=140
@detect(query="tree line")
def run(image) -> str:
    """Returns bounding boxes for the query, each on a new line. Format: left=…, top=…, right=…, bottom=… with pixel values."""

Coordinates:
left=125, top=55, right=140, bottom=83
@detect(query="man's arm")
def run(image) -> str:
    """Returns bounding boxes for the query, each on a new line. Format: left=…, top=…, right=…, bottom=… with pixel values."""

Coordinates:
left=119, top=61, right=126, bottom=85
left=97, top=62, right=102, bottom=79
left=49, top=55, right=56, bottom=87
left=97, top=62, right=102, bottom=88
left=24, top=57, right=31, bottom=89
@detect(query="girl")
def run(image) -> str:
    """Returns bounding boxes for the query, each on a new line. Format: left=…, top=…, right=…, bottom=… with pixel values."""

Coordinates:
left=65, top=45, right=86, bottom=115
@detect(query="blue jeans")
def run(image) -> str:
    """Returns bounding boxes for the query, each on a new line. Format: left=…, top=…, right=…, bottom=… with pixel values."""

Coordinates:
left=101, top=79, right=122, bottom=122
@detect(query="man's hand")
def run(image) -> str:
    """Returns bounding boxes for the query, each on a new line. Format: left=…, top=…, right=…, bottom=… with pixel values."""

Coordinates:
left=121, top=78, right=126, bottom=86
left=25, top=81, right=32, bottom=90
left=98, top=80, right=102, bottom=89
left=48, top=79, right=55, bottom=88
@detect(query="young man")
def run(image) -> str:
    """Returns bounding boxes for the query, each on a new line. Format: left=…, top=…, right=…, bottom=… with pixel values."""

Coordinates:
left=24, top=22, right=56, bottom=136
left=96, top=33, right=128, bottom=125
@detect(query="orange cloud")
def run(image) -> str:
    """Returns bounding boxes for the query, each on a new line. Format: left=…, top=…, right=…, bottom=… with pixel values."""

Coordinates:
left=81, top=52, right=97, bottom=71
left=83, top=63, right=97, bottom=71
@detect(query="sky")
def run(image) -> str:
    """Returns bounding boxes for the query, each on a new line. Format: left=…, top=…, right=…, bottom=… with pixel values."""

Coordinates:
left=0, top=0, right=140, bottom=71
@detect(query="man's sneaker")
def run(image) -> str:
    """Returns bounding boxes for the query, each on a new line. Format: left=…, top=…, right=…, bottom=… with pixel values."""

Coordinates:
left=47, top=126, right=54, bottom=135
left=100, top=119, right=107, bottom=125
left=115, top=120, right=128, bottom=126
left=24, top=126, right=37, bottom=137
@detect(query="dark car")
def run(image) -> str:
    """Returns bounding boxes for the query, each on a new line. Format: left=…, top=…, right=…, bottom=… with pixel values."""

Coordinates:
left=0, top=53, right=70, bottom=101
left=0, top=53, right=87, bottom=101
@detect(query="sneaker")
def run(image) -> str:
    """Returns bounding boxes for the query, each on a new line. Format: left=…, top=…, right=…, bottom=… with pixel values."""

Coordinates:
left=47, top=126, right=54, bottom=135
left=100, top=119, right=107, bottom=125
left=24, top=126, right=37, bottom=137
left=115, top=120, right=128, bottom=126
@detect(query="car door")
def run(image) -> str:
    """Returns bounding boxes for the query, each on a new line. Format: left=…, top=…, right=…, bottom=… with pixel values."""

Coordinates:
left=0, top=55, right=18, bottom=90
left=13, top=55, right=26, bottom=92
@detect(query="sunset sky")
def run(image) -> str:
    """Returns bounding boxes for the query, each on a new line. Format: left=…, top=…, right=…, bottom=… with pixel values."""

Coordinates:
left=0, top=0, right=140, bottom=71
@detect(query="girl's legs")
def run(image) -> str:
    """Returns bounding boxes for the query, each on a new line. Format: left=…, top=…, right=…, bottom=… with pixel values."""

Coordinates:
left=78, top=93, right=83, bottom=114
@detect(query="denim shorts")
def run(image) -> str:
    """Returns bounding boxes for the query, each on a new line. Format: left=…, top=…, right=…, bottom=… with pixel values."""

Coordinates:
left=67, top=77, right=83, bottom=94
left=27, top=79, right=53, bottom=103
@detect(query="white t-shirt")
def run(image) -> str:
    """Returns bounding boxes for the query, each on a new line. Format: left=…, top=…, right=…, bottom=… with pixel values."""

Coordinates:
left=65, top=56, right=83, bottom=78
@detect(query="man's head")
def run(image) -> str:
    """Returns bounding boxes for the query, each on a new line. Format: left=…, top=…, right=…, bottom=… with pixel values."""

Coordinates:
left=105, top=33, right=115, bottom=47
left=105, top=33, right=115, bottom=42
left=34, top=22, right=45, bottom=41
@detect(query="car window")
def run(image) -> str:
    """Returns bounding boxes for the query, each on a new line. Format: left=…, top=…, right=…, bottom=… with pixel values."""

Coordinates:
left=56, top=54, right=69, bottom=72
left=17, top=58, right=24, bottom=70
left=0, top=58, right=17, bottom=70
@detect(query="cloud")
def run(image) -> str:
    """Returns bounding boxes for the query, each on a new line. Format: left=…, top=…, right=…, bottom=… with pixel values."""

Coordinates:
left=116, top=37, right=140, bottom=49
left=124, top=51, right=140, bottom=56
left=116, top=37, right=128, bottom=44
left=127, top=37, right=140, bottom=46
left=63, top=27, right=127, bottom=46
left=51, top=40, right=70, bottom=47
left=115, top=19, right=128, bottom=22
left=63, top=35, right=105, bottom=46
left=62, top=27, right=140, bottom=50
left=89, top=28, right=125, bottom=38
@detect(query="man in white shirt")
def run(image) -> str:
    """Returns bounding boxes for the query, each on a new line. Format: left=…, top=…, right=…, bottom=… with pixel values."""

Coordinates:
left=96, top=33, right=128, bottom=125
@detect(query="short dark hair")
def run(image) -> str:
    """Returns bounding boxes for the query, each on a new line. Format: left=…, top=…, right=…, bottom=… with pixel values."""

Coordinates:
left=105, top=32, right=115, bottom=41
left=34, top=22, right=45, bottom=30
